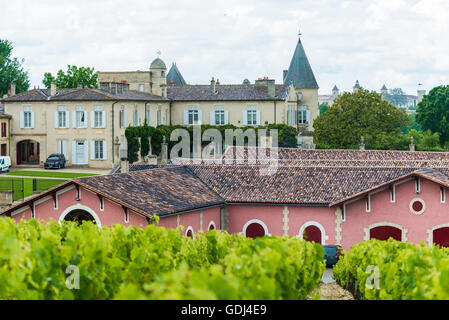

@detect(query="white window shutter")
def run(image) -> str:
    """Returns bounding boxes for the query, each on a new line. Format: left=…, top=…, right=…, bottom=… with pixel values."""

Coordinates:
left=20, top=112, right=24, bottom=128
left=306, top=110, right=311, bottom=124
left=71, top=141, right=76, bottom=164
left=161, top=111, right=164, bottom=125
left=84, top=111, right=88, bottom=128
left=242, top=110, right=247, bottom=125
left=91, top=141, right=96, bottom=160
left=62, top=140, right=67, bottom=158
left=183, top=110, right=188, bottom=125
left=103, top=141, right=107, bottom=160
left=210, top=111, right=215, bottom=125
left=166, top=110, right=170, bottom=125
left=65, top=111, right=69, bottom=128
left=137, top=110, right=140, bottom=125
left=147, top=110, right=151, bottom=124
left=54, top=112, right=59, bottom=128
left=84, top=140, right=88, bottom=164
left=30, top=112, right=35, bottom=128
left=102, top=111, right=106, bottom=128
left=72, top=111, right=77, bottom=128
left=91, top=111, right=95, bottom=128
left=124, top=110, right=128, bottom=128
left=198, top=110, right=203, bottom=125
left=256, top=110, right=261, bottom=126
left=225, top=111, right=229, bottom=124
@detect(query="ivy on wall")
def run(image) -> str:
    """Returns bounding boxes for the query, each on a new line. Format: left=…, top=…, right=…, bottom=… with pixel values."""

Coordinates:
left=125, top=123, right=299, bottom=164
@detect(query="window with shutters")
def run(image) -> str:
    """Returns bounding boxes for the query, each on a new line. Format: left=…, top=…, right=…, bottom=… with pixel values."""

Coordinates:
left=57, top=106, right=67, bottom=128
left=215, top=109, right=225, bottom=125
left=24, top=112, right=32, bottom=128
left=298, top=106, right=308, bottom=124
left=247, top=110, right=257, bottom=125
left=94, top=141, right=104, bottom=160
left=133, top=105, right=139, bottom=126
left=94, top=111, right=103, bottom=128
left=76, top=107, right=86, bottom=128
left=188, top=110, right=199, bottom=125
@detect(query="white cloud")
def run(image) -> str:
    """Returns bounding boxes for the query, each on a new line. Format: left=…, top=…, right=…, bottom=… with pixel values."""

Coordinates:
left=0, top=0, right=448, bottom=95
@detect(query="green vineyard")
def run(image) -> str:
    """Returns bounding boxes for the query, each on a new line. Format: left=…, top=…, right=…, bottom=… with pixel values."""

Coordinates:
left=333, top=239, right=449, bottom=300
left=0, top=218, right=325, bottom=300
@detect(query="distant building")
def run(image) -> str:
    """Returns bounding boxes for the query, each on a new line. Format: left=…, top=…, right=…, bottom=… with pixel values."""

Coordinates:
left=319, top=81, right=426, bottom=109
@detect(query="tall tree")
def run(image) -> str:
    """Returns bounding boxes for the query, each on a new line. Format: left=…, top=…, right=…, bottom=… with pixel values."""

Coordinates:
left=42, top=65, right=98, bottom=89
left=0, top=39, right=30, bottom=96
left=313, top=89, right=409, bottom=149
left=416, top=85, right=449, bottom=145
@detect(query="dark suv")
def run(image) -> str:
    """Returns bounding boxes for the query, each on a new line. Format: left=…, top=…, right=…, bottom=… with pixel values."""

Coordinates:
left=44, top=154, right=66, bottom=169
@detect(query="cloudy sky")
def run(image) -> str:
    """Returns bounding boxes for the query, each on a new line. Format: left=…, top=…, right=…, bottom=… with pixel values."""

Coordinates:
left=1, top=0, right=448, bottom=94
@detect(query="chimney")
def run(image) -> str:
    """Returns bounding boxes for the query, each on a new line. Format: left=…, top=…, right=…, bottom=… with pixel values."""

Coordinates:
left=216, top=79, right=220, bottom=85
left=210, top=77, right=216, bottom=94
left=50, top=82, right=56, bottom=96
left=10, top=83, right=16, bottom=96
left=283, top=70, right=288, bottom=81
left=267, top=79, right=275, bottom=98
left=120, top=157, right=129, bottom=174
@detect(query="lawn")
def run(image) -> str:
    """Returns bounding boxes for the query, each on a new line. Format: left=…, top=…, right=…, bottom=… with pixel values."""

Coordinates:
left=0, top=177, right=67, bottom=201
left=6, top=171, right=99, bottom=179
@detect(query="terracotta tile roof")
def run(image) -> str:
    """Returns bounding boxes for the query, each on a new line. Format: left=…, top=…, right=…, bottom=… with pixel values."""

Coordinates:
left=76, top=166, right=224, bottom=217
left=187, top=165, right=420, bottom=205
left=167, top=84, right=288, bottom=101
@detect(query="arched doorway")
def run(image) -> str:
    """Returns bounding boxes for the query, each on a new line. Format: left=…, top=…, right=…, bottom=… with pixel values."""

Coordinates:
left=208, top=221, right=216, bottom=231
left=303, top=225, right=322, bottom=243
left=244, top=223, right=266, bottom=238
left=370, top=226, right=402, bottom=241
left=17, top=140, right=40, bottom=165
left=63, top=209, right=96, bottom=225
left=433, top=227, right=449, bottom=247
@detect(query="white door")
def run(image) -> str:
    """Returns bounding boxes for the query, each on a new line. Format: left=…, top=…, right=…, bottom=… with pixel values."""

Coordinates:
left=75, top=141, right=87, bottom=165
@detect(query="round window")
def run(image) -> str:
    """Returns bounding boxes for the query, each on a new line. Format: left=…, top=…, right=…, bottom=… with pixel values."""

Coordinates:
left=410, top=198, right=425, bottom=215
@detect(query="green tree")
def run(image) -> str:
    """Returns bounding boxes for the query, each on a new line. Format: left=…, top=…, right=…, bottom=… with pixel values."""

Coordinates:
left=0, top=39, right=30, bottom=96
left=313, top=89, right=409, bottom=149
left=416, top=85, right=449, bottom=145
left=319, top=103, right=328, bottom=116
left=42, top=65, right=98, bottom=89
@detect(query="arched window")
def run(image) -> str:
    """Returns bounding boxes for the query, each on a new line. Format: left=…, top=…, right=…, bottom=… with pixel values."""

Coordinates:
left=242, top=219, right=269, bottom=238
left=208, top=221, right=216, bottom=231
left=185, top=226, right=194, bottom=239
left=298, top=221, right=328, bottom=245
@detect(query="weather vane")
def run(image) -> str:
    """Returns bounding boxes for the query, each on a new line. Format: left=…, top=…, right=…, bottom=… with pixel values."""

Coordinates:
left=156, top=50, right=161, bottom=58
left=298, top=25, right=302, bottom=37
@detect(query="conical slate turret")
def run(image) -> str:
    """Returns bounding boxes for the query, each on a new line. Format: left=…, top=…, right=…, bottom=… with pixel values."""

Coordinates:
left=167, top=63, right=187, bottom=85
left=283, top=36, right=319, bottom=89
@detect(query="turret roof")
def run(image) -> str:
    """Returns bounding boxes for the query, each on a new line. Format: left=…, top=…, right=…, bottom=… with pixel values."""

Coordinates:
left=167, top=63, right=187, bottom=85
left=283, top=36, right=319, bottom=89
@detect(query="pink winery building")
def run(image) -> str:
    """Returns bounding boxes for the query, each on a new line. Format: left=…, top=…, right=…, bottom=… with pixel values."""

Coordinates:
left=3, top=147, right=449, bottom=251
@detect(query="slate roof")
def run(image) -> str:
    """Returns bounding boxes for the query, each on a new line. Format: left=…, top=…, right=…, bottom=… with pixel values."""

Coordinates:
left=167, top=84, right=288, bottom=101
left=167, top=63, right=187, bottom=85
left=1, top=88, right=168, bottom=102
left=283, top=37, right=319, bottom=89
left=76, top=166, right=224, bottom=217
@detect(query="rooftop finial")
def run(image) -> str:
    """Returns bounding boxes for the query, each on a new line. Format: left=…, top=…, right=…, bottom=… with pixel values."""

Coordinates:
left=156, top=50, right=161, bottom=58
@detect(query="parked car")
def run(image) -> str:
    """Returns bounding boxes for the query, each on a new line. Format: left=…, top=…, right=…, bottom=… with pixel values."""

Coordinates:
left=44, top=154, right=66, bottom=169
left=323, top=245, right=343, bottom=267
left=0, top=156, right=11, bottom=172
